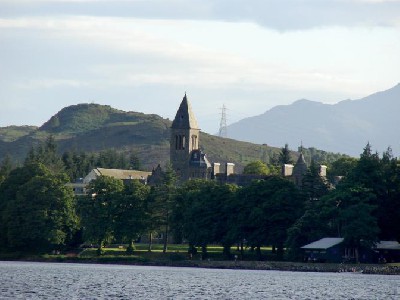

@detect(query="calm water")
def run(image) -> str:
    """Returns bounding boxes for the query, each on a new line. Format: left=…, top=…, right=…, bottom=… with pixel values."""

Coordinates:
left=0, top=261, right=399, bottom=299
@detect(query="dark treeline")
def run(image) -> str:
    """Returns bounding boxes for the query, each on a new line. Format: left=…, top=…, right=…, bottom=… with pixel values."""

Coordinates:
left=22, top=135, right=142, bottom=181
left=0, top=139, right=399, bottom=262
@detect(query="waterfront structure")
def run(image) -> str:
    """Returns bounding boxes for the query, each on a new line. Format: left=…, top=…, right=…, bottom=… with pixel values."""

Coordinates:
left=301, top=238, right=345, bottom=263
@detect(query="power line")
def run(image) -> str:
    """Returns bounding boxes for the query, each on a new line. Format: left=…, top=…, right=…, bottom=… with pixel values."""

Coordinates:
left=218, top=104, right=228, bottom=138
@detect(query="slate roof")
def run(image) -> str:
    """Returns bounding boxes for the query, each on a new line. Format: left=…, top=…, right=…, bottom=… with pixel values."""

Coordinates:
left=171, top=93, right=199, bottom=129
left=292, top=153, right=308, bottom=175
left=189, top=149, right=211, bottom=168
left=95, top=168, right=151, bottom=180
left=301, top=238, right=344, bottom=249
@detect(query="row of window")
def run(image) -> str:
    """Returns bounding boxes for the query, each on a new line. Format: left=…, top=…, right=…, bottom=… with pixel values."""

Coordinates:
left=174, top=134, right=198, bottom=150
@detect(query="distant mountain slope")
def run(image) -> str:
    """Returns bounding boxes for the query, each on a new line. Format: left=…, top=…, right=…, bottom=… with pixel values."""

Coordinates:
left=226, top=83, right=400, bottom=156
left=0, top=103, right=347, bottom=171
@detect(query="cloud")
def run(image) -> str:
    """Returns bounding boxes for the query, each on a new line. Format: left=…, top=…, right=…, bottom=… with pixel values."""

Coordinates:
left=2, top=0, right=400, bottom=30
left=1, top=15, right=397, bottom=98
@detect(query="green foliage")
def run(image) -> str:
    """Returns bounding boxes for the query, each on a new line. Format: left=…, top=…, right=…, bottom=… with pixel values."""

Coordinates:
left=113, top=180, right=150, bottom=253
left=279, top=144, right=293, bottom=164
left=243, top=160, right=269, bottom=175
left=178, top=180, right=238, bottom=259
left=146, top=164, right=177, bottom=253
left=0, top=163, right=79, bottom=253
left=25, top=135, right=65, bottom=174
left=235, top=177, right=305, bottom=259
left=327, top=157, right=358, bottom=182
left=0, top=155, right=13, bottom=185
left=78, top=176, right=124, bottom=253
left=301, top=160, right=330, bottom=201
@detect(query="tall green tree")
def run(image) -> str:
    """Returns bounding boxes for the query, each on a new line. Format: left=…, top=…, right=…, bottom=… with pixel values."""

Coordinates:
left=278, top=143, right=293, bottom=165
left=78, top=175, right=124, bottom=254
left=301, top=159, right=329, bottom=201
left=113, top=180, right=150, bottom=254
left=146, top=164, right=177, bottom=253
left=25, top=135, right=65, bottom=174
left=1, top=163, right=78, bottom=253
left=319, top=183, right=379, bottom=262
left=236, top=176, right=305, bottom=260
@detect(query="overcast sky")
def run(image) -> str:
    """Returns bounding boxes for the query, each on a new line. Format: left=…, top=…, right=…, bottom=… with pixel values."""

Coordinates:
left=1, top=0, right=399, bottom=134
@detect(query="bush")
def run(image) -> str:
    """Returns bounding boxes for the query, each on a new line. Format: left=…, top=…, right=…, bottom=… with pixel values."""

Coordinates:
left=169, top=252, right=186, bottom=261
left=126, top=244, right=136, bottom=255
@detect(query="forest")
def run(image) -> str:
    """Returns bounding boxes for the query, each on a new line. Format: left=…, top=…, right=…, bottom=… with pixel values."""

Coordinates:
left=0, top=137, right=399, bottom=263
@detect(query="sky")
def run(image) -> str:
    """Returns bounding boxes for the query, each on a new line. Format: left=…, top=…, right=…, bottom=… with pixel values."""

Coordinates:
left=1, top=0, right=400, bottom=134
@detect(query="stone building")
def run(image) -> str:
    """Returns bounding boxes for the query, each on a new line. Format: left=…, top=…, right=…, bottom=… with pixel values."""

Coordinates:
left=168, top=93, right=328, bottom=188
left=170, top=93, right=212, bottom=182
left=282, top=148, right=327, bottom=187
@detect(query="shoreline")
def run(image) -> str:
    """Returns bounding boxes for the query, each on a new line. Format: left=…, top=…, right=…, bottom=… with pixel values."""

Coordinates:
left=2, top=257, right=400, bottom=275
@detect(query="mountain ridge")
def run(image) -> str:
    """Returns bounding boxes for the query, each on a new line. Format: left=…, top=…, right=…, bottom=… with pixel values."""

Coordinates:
left=227, top=83, right=400, bottom=156
left=0, top=103, right=346, bottom=171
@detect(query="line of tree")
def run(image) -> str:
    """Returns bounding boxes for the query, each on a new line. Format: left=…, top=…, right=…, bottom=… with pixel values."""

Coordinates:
left=0, top=138, right=399, bottom=262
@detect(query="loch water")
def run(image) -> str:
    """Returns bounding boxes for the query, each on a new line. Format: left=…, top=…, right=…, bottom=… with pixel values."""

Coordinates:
left=0, top=261, right=399, bottom=299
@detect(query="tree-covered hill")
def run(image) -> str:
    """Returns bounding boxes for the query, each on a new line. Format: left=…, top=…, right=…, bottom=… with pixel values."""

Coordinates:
left=0, top=103, right=346, bottom=171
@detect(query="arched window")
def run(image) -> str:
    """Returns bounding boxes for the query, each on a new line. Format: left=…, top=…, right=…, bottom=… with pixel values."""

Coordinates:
left=192, top=135, right=197, bottom=150
left=182, top=135, right=186, bottom=149
left=175, top=135, right=179, bottom=150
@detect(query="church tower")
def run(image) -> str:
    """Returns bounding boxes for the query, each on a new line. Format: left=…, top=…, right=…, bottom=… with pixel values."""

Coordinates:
left=292, top=146, right=308, bottom=187
left=170, top=93, right=201, bottom=181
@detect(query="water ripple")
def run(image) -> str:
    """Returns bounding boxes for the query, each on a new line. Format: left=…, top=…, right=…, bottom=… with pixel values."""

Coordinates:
left=0, top=261, right=399, bottom=299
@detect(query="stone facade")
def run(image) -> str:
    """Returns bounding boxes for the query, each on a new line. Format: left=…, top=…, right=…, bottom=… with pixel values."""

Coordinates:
left=170, top=93, right=212, bottom=181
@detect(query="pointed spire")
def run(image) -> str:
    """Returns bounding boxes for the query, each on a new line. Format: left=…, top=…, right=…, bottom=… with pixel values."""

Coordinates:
left=296, top=142, right=306, bottom=165
left=171, top=93, right=199, bottom=129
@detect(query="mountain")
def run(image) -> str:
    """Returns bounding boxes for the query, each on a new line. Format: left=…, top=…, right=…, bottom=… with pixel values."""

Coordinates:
left=0, top=103, right=279, bottom=171
left=226, top=84, right=400, bottom=156
left=0, top=103, right=347, bottom=171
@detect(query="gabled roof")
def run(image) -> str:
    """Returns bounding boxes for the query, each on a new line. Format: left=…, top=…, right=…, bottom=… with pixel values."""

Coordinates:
left=171, top=93, right=199, bottom=129
left=375, top=241, right=400, bottom=250
left=95, top=168, right=151, bottom=180
left=301, top=238, right=344, bottom=249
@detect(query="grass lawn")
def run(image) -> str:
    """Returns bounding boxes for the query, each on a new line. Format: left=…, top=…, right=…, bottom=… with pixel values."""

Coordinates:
left=77, top=243, right=275, bottom=261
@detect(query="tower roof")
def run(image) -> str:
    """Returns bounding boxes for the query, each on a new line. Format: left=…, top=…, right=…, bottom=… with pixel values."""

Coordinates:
left=292, top=152, right=308, bottom=176
left=171, top=93, right=199, bottom=129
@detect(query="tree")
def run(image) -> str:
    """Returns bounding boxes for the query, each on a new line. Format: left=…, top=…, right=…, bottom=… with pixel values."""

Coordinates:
left=278, top=144, right=293, bottom=165
left=236, top=176, right=304, bottom=260
left=0, top=155, right=13, bottom=185
left=327, top=157, right=358, bottom=180
left=1, top=163, right=79, bottom=253
left=319, top=184, right=379, bottom=263
left=25, top=135, right=65, bottom=174
left=301, top=159, right=329, bottom=201
left=78, top=176, right=124, bottom=255
left=146, top=164, right=177, bottom=253
left=374, top=147, right=400, bottom=241
left=179, top=180, right=237, bottom=259
left=286, top=205, right=327, bottom=261
left=113, top=180, right=150, bottom=254
left=243, top=160, right=269, bottom=175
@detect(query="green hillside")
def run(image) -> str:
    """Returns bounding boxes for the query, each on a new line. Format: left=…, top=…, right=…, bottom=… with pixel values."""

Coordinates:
left=0, top=103, right=346, bottom=171
left=0, top=125, right=38, bottom=142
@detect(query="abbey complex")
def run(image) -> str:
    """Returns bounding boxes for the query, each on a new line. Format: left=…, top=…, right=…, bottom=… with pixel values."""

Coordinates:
left=73, top=92, right=326, bottom=191
left=167, top=93, right=326, bottom=186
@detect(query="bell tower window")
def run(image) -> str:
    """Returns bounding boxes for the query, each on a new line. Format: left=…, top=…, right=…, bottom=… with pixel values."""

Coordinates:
left=191, top=135, right=198, bottom=150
